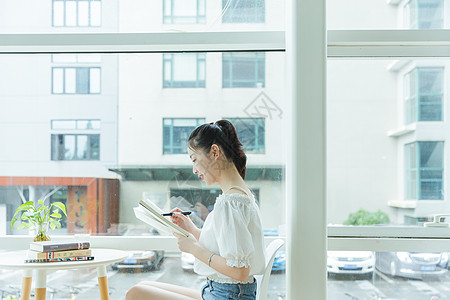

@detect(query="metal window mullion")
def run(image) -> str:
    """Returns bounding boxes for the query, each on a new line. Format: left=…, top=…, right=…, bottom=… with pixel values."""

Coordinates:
left=170, top=54, right=174, bottom=87
left=254, top=120, right=259, bottom=150
left=75, top=0, right=79, bottom=27
left=86, top=134, right=91, bottom=159
left=254, top=53, right=259, bottom=87
left=416, top=69, right=420, bottom=122
left=74, top=134, right=78, bottom=160
left=417, top=142, right=422, bottom=200
left=88, top=0, right=92, bottom=27
left=228, top=54, right=233, bottom=88
left=196, top=0, right=200, bottom=24
left=62, top=67, right=67, bottom=94
left=63, top=0, right=67, bottom=27
left=195, top=54, right=199, bottom=87
left=171, top=0, right=174, bottom=23
left=169, top=120, right=174, bottom=154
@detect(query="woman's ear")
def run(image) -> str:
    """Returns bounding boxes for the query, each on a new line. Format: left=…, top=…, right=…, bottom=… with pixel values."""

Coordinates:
left=210, top=144, right=221, bottom=159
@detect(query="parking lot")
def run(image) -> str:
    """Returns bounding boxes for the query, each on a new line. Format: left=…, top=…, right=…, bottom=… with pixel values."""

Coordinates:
left=2, top=257, right=450, bottom=299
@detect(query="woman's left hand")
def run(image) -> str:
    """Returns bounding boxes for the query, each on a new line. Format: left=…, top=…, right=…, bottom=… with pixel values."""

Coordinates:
left=173, top=232, right=198, bottom=254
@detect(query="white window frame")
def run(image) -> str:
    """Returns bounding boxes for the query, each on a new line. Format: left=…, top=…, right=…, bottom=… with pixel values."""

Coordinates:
left=3, top=8, right=450, bottom=299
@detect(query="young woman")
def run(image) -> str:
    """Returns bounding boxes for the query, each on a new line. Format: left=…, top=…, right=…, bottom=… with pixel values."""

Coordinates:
left=126, top=120, right=265, bottom=300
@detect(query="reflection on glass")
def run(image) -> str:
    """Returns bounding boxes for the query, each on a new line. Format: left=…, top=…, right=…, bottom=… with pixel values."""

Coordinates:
left=222, top=0, right=265, bottom=23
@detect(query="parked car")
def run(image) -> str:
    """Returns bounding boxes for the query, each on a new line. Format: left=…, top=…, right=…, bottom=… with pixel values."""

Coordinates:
left=112, top=250, right=164, bottom=272
left=327, top=251, right=375, bottom=277
left=375, top=252, right=448, bottom=279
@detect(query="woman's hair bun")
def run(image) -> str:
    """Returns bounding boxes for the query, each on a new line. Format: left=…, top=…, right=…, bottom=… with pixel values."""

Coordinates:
left=188, top=119, right=247, bottom=179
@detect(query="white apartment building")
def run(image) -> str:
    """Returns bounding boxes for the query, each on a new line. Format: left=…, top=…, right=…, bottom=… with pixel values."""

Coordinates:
left=0, top=0, right=449, bottom=236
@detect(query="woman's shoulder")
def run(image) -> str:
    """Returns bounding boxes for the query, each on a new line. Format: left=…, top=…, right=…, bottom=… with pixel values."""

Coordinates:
left=215, top=193, right=256, bottom=206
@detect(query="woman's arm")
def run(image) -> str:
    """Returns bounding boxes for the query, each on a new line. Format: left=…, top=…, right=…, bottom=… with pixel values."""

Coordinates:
left=175, top=233, right=250, bottom=282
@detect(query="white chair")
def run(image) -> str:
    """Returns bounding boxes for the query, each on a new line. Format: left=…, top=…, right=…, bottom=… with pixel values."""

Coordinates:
left=255, top=239, right=285, bottom=300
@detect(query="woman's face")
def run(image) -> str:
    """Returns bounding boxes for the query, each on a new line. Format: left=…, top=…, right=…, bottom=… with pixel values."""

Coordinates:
left=188, top=147, right=217, bottom=186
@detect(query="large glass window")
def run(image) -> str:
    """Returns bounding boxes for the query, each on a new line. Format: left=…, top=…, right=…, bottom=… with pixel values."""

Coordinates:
left=51, top=134, right=100, bottom=160
left=405, top=0, right=444, bottom=29
left=163, top=53, right=206, bottom=88
left=163, top=118, right=205, bottom=154
left=404, top=67, right=443, bottom=124
left=52, top=67, right=101, bottom=94
left=223, top=53, right=265, bottom=88
left=163, top=0, right=206, bottom=24
left=53, top=0, right=102, bottom=27
left=405, top=141, right=444, bottom=200
left=222, top=0, right=265, bottom=23
left=228, top=118, right=265, bottom=154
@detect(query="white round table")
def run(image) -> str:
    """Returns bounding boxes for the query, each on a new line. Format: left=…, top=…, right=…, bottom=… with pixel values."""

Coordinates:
left=0, top=248, right=128, bottom=300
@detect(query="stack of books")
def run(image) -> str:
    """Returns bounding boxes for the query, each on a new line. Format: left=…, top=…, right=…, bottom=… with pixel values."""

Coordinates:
left=25, top=240, right=94, bottom=263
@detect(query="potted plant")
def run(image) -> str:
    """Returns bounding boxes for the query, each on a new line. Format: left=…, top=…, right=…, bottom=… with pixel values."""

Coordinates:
left=10, top=200, right=67, bottom=242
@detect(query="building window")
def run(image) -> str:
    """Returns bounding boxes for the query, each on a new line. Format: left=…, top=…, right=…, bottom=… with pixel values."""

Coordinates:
left=405, top=141, right=444, bottom=200
left=229, top=118, right=265, bottom=154
left=52, top=67, right=101, bottom=94
left=223, top=53, right=265, bottom=88
left=53, top=0, right=101, bottom=27
left=51, top=134, right=100, bottom=161
left=163, top=0, right=206, bottom=24
left=404, top=67, right=443, bottom=124
left=405, top=0, right=443, bottom=29
left=163, top=118, right=205, bottom=154
left=163, top=54, right=206, bottom=88
left=51, top=119, right=101, bottom=130
left=222, top=0, right=265, bottom=23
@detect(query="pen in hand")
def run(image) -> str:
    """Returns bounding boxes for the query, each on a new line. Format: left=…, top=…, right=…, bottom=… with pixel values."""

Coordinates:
left=162, top=211, right=192, bottom=216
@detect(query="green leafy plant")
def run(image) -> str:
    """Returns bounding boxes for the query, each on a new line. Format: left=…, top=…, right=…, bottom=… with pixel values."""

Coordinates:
left=10, top=200, right=67, bottom=241
left=343, top=209, right=390, bottom=226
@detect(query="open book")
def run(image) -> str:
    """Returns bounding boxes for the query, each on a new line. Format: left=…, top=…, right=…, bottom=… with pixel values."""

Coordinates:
left=134, top=199, right=189, bottom=237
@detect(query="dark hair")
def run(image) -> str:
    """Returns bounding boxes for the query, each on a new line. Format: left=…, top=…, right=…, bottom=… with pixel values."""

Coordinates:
left=188, top=120, right=247, bottom=179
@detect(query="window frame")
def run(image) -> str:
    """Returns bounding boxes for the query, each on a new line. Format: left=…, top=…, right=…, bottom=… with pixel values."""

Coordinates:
left=52, top=0, right=102, bottom=27
left=404, top=66, right=444, bottom=124
left=162, top=0, right=206, bottom=24
left=404, top=0, right=444, bottom=29
left=162, top=118, right=205, bottom=154
left=405, top=141, right=444, bottom=200
left=222, top=52, right=265, bottom=88
left=228, top=117, right=265, bottom=153
left=162, top=53, right=206, bottom=88
left=52, top=66, right=101, bottom=94
left=51, top=133, right=100, bottom=161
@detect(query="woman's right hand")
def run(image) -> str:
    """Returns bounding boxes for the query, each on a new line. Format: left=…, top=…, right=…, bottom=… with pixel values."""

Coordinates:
left=169, top=207, right=198, bottom=234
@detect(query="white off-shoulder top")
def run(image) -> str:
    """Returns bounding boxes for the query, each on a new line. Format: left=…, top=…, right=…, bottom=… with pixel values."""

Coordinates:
left=194, top=188, right=265, bottom=284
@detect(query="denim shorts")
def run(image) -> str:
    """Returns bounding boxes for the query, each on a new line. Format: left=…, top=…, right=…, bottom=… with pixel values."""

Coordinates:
left=201, top=279, right=257, bottom=300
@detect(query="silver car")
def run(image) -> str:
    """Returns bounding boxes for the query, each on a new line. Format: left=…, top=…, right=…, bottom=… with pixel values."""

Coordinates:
left=375, top=252, right=448, bottom=279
